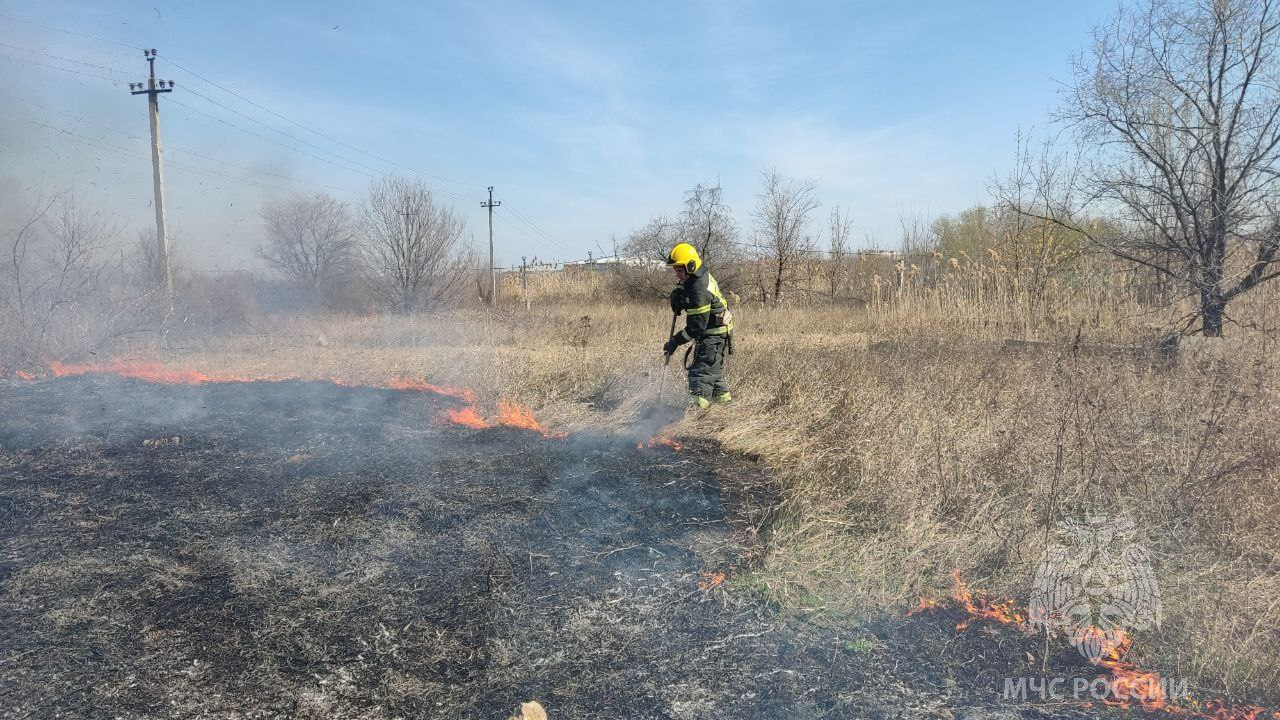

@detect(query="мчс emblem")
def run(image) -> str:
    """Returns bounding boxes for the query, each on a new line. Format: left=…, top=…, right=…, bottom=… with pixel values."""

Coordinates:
left=1028, top=514, right=1162, bottom=663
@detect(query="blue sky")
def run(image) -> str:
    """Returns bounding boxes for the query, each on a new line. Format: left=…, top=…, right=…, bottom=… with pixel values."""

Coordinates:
left=1, top=0, right=1116, bottom=268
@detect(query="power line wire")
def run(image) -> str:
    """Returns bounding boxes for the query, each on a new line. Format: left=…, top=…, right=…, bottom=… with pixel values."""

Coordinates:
left=2, top=14, right=491, bottom=207
left=498, top=198, right=559, bottom=244
left=0, top=17, right=576, bottom=250
left=177, top=82, right=400, bottom=178
left=0, top=40, right=133, bottom=75
left=11, top=96, right=361, bottom=194
left=167, top=96, right=381, bottom=180
left=3, top=49, right=481, bottom=205
left=0, top=51, right=121, bottom=82
left=7, top=112, right=317, bottom=198
left=0, top=12, right=141, bottom=50
left=0, top=13, right=485, bottom=198
left=158, top=52, right=486, bottom=190
left=496, top=205, right=575, bottom=255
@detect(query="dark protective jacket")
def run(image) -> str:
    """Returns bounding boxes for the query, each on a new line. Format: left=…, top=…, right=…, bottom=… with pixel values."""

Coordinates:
left=673, top=266, right=733, bottom=345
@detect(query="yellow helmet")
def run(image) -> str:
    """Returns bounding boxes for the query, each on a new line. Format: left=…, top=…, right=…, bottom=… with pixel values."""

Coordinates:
left=666, top=242, right=702, bottom=273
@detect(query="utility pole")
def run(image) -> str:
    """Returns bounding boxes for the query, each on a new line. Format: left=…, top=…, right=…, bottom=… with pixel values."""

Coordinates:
left=397, top=206, right=416, bottom=314
left=521, top=256, right=529, bottom=312
left=481, top=186, right=500, bottom=305
left=129, top=49, right=175, bottom=300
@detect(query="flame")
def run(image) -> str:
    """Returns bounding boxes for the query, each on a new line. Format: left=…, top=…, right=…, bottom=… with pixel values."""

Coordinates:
left=637, top=432, right=682, bottom=452
left=698, top=571, right=727, bottom=590
left=1088, top=628, right=1169, bottom=710
left=495, top=399, right=565, bottom=438
left=386, top=376, right=475, bottom=403
left=22, top=359, right=563, bottom=439
left=950, top=570, right=1026, bottom=630
left=909, top=596, right=941, bottom=615
left=446, top=406, right=492, bottom=429
left=911, top=572, right=1276, bottom=719
left=49, top=360, right=255, bottom=385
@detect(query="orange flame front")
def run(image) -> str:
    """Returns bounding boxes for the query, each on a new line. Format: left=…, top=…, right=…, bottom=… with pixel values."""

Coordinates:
left=495, top=399, right=565, bottom=438
left=49, top=360, right=255, bottom=385
left=911, top=572, right=1277, bottom=720
left=446, top=406, right=492, bottom=429
left=386, top=376, right=475, bottom=403
left=19, top=359, right=564, bottom=439
left=637, top=432, right=682, bottom=452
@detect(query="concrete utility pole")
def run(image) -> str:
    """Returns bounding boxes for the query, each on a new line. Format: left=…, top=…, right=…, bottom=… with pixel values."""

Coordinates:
left=481, top=186, right=500, bottom=305
left=521, top=255, right=529, bottom=311
left=129, top=49, right=174, bottom=300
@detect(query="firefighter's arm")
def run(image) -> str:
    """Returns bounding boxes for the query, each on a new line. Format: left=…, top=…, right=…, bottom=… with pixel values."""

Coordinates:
left=678, top=286, right=714, bottom=341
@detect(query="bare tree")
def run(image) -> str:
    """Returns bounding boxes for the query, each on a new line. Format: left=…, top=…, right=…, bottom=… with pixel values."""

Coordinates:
left=39, top=196, right=112, bottom=327
left=679, top=183, right=739, bottom=264
left=827, top=205, right=854, bottom=300
left=1, top=192, right=119, bottom=364
left=990, top=133, right=1092, bottom=299
left=3, top=191, right=60, bottom=332
left=752, top=168, right=820, bottom=304
left=132, top=228, right=165, bottom=290
left=618, top=214, right=681, bottom=298
left=258, top=193, right=358, bottom=305
left=1054, top=0, right=1280, bottom=336
left=361, top=177, right=471, bottom=314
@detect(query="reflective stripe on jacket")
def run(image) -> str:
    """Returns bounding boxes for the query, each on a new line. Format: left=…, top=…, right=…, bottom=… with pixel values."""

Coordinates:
left=676, top=267, right=732, bottom=342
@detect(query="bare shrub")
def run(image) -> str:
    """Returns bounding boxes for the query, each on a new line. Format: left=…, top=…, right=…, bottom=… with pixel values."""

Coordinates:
left=258, top=193, right=358, bottom=307
left=752, top=168, right=820, bottom=304
left=615, top=215, right=680, bottom=299
left=0, top=192, right=138, bottom=364
left=361, top=177, right=474, bottom=314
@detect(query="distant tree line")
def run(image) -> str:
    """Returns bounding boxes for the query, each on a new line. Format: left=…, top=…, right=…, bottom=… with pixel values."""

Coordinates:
left=257, top=176, right=476, bottom=314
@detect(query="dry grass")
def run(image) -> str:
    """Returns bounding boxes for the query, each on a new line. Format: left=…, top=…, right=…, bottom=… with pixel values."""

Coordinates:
left=96, top=272, right=1280, bottom=704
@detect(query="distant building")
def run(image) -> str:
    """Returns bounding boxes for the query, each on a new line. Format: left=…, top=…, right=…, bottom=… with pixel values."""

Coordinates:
left=561, top=252, right=665, bottom=273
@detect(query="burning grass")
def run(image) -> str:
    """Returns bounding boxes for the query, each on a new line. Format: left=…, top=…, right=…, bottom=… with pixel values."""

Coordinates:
left=8, top=300, right=1279, bottom=709
left=0, top=376, right=801, bottom=718
left=914, top=572, right=1280, bottom=720
left=30, top=358, right=565, bottom=440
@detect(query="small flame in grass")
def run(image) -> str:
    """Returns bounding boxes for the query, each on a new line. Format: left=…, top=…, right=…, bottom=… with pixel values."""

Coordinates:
left=446, top=406, right=492, bottom=429
left=386, top=376, right=475, bottom=403
left=909, top=596, right=941, bottom=615
left=1088, top=628, right=1170, bottom=711
left=496, top=399, right=565, bottom=438
left=698, top=571, right=727, bottom=590
left=911, top=572, right=1277, bottom=720
left=950, top=570, right=1026, bottom=630
left=437, top=398, right=565, bottom=438
left=14, top=370, right=35, bottom=381
left=637, top=432, right=682, bottom=452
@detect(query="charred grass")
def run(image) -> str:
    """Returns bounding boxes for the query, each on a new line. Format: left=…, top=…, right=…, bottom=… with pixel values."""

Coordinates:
left=0, top=375, right=1145, bottom=719
left=108, top=301, right=1280, bottom=707
left=7, top=297, right=1279, bottom=713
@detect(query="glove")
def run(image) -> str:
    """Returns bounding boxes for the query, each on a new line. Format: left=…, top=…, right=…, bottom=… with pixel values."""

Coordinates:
left=662, top=335, right=684, bottom=356
left=669, top=287, right=684, bottom=314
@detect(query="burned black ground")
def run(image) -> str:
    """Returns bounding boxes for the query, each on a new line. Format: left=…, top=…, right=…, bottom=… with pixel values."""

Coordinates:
left=1, top=377, right=1159, bottom=719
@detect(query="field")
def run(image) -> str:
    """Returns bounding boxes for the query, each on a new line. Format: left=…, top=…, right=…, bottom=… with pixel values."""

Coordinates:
left=3, top=269, right=1280, bottom=717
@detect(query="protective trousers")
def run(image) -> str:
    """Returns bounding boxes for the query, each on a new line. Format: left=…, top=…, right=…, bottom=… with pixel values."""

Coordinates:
left=687, top=334, right=729, bottom=399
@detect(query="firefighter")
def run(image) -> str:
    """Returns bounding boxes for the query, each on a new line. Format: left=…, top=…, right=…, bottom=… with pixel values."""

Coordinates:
left=662, top=242, right=733, bottom=408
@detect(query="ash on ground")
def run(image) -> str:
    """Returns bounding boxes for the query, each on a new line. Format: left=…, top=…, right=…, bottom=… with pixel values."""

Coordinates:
left=1, top=377, right=1125, bottom=719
